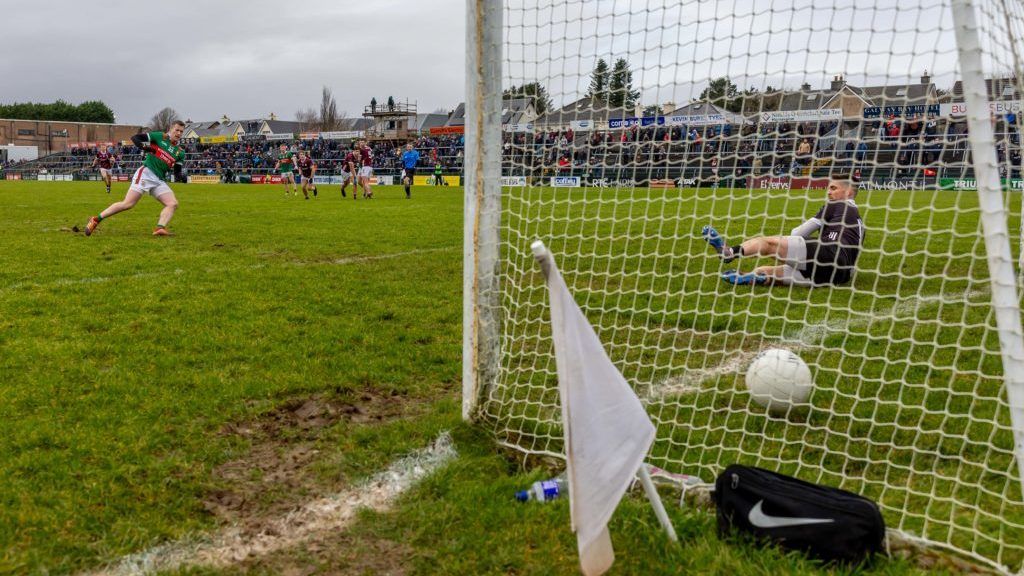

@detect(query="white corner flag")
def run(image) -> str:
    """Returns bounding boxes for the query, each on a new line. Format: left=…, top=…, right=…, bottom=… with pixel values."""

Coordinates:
left=532, top=241, right=657, bottom=576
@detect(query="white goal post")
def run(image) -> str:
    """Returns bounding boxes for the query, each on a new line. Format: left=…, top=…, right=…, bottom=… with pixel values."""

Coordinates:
left=464, top=0, right=1024, bottom=572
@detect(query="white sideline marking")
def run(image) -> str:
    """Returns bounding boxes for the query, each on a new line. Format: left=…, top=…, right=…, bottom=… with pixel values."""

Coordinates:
left=82, top=432, right=457, bottom=576
left=0, top=247, right=454, bottom=296
left=650, top=288, right=989, bottom=398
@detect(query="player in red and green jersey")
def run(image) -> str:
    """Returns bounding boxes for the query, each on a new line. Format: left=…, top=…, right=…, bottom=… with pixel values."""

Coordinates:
left=85, top=121, right=186, bottom=237
left=274, top=144, right=298, bottom=197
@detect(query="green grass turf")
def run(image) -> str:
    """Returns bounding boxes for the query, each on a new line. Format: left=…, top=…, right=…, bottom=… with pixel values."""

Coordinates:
left=0, top=180, right=1016, bottom=574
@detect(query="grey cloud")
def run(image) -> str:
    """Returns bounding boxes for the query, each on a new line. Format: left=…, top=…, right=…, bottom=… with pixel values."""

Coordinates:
left=1, top=0, right=464, bottom=124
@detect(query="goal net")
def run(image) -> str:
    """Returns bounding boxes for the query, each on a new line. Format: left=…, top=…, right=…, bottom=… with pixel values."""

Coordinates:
left=464, top=0, right=1024, bottom=571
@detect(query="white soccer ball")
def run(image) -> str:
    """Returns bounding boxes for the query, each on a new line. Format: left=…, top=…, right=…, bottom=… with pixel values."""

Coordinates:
left=745, top=348, right=813, bottom=414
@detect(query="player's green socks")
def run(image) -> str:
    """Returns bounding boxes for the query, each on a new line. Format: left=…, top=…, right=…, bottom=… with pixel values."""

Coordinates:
left=155, top=224, right=166, bottom=229
left=96, top=214, right=104, bottom=222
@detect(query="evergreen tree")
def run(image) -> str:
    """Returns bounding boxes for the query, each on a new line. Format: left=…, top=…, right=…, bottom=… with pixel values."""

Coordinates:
left=699, top=77, right=740, bottom=112
left=503, top=82, right=553, bottom=115
left=608, top=58, right=640, bottom=109
left=585, top=58, right=610, bottom=105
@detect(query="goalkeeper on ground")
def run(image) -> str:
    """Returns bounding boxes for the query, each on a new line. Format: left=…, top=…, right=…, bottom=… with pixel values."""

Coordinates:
left=701, top=174, right=864, bottom=286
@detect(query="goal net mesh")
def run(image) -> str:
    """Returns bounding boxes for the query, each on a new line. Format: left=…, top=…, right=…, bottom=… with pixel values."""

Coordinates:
left=478, top=0, right=1024, bottom=571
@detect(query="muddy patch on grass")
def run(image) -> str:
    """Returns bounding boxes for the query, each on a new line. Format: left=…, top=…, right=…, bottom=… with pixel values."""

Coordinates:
left=235, top=530, right=415, bottom=576
left=204, top=392, right=411, bottom=525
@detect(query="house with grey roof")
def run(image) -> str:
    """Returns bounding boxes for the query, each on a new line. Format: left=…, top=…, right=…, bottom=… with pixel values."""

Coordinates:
left=445, top=97, right=541, bottom=128
left=534, top=96, right=630, bottom=130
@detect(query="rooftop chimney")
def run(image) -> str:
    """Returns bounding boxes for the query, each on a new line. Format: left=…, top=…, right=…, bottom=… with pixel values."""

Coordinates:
left=830, top=74, right=846, bottom=92
left=801, top=82, right=812, bottom=91
left=921, top=70, right=931, bottom=85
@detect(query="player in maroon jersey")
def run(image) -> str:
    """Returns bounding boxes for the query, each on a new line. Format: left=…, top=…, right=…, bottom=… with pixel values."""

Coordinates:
left=296, top=150, right=317, bottom=199
left=92, top=147, right=118, bottom=193
left=356, top=140, right=374, bottom=199
left=340, top=145, right=358, bottom=199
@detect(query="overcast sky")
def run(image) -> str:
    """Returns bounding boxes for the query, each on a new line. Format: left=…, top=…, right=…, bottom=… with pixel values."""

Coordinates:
left=0, top=0, right=465, bottom=126
left=2, top=1, right=1019, bottom=126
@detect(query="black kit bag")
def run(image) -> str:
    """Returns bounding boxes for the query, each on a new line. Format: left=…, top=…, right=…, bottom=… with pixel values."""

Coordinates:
left=714, top=464, right=886, bottom=564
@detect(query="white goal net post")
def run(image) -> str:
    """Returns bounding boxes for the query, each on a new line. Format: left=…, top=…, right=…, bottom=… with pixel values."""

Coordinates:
left=464, top=0, right=1024, bottom=572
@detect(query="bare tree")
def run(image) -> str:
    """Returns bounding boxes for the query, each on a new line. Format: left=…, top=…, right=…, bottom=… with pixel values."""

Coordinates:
left=319, top=86, right=340, bottom=132
left=295, top=107, right=318, bottom=132
left=149, top=107, right=181, bottom=131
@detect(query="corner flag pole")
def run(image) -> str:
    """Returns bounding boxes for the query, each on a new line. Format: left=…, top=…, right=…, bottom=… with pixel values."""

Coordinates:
left=637, top=464, right=679, bottom=542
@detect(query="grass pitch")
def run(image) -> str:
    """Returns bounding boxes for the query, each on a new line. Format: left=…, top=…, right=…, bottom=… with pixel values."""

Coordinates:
left=0, top=179, right=999, bottom=575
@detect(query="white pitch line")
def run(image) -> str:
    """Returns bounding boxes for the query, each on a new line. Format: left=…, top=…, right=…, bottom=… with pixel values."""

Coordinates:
left=649, top=288, right=989, bottom=398
left=0, top=247, right=455, bottom=296
left=81, top=432, right=457, bottom=576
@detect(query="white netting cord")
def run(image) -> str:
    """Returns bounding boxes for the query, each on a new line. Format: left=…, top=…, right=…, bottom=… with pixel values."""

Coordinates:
left=480, top=0, right=1024, bottom=572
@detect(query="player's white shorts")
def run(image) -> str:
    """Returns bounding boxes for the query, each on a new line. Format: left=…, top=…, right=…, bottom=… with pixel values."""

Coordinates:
left=781, top=236, right=808, bottom=269
left=778, top=236, right=812, bottom=286
left=359, top=166, right=373, bottom=179
left=99, top=168, right=112, bottom=179
left=281, top=172, right=295, bottom=181
left=129, top=166, right=173, bottom=198
left=340, top=170, right=352, bottom=181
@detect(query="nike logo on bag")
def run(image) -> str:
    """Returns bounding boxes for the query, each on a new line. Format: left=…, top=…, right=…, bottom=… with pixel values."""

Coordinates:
left=748, top=500, right=834, bottom=528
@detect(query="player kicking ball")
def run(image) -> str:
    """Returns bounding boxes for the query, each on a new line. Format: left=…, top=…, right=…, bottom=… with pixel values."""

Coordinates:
left=275, top=144, right=298, bottom=197
left=84, top=121, right=186, bottom=237
left=702, top=175, right=864, bottom=286
left=296, top=150, right=317, bottom=199
left=92, top=146, right=118, bottom=194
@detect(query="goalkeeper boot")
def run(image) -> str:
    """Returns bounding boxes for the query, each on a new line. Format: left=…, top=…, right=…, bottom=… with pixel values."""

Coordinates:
left=722, top=269, right=767, bottom=286
left=701, top=225, right=736, bottom=262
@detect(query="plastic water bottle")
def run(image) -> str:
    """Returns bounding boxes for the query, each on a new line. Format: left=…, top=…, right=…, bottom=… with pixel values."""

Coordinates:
left=516, top=475, right=568, bottom=503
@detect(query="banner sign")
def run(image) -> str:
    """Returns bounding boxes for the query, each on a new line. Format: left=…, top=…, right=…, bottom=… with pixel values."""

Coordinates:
left=588, top=178, right=634, bottom=187
left=751, top=176, right=832, bottom=189
left=413, top=175, right=461, bottom=186
left=550, top=176, right=581, bottom=187
left=569, top=120, right=593, bottom=131
left=503, top=123, right=534, bottom=133
left=266, top=133, right=294, bottom=141
left=199, top=135, right=238, bottom=144
left=188, top=175, right=221, bottom=184
left=938, top=178, right=1024, bottom=190
left=759, top=109, right=843, bottom=123
left=299, top=132, right=320, bottom=140
left=939, top=100, right=1022, bottom=117
left=501, top=176, right=528, bottom=187
left=677, top=177, right=699, bottom=187
left=36, top=174, right=73, bottom=181
left=68, top=141, right=115, bottom=150
left=862, top=104, right=941, bottom=118
left=240, top=134, right=267, bottom=142
left=649, top=179, right=677, bottom=188
left=319, top=131, right=363, bottom=140
left=115, top=175, right=131, bottom=182
left=250, top=175, right=285, bottom=184
left=5, top=174, right=22, bottom=180
left=858, top=179, right=925, bottom=191
left=308, top=174, right=395, bottom=185
left=609, top=116, right=665, bottom=129
left=664, top=114, right=735, bottom=126
left=428, top=126, right=465, bottom=135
